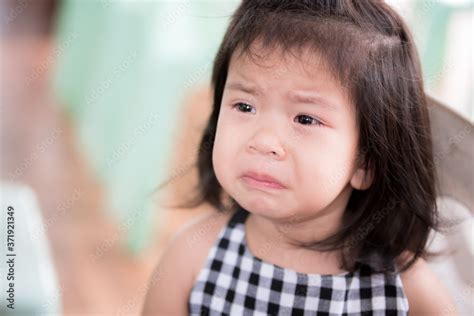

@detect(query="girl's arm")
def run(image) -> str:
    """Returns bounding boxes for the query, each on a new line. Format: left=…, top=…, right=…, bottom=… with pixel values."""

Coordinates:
left=400, top=256, right=458, bottom=315
left=141, top=208, right=234, bottom=315
left=141, top=223, right=197, bottom=315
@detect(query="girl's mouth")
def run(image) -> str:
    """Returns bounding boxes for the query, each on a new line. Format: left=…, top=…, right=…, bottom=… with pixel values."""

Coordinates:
left=241, top=171, right=287, bottom=189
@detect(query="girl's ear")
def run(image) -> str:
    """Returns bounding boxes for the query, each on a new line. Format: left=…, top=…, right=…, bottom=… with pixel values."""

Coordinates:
left=350, top=163, right=374, bottom=190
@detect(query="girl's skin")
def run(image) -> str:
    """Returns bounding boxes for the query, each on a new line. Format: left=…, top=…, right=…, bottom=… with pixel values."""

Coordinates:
left=141, top=45, right=458, bottom=315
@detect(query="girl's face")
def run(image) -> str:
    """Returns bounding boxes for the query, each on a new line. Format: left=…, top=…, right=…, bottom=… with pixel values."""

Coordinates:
left=213, top=45, right=370, bottom=222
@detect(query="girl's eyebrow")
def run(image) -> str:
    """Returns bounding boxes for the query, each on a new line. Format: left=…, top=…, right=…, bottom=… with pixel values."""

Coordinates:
left=287, top=91, right=339, bottom=111
left=225, top=81, right=260, bottom=96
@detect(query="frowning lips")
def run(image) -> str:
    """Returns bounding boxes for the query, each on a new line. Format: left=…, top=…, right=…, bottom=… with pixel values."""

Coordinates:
left=240, top=171, right=287, bottom=189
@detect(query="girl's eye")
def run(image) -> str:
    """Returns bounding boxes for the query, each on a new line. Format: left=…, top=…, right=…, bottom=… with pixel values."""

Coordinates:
left=233, top=102, right=256, bottom=114
left=294, top=114, right=324, bottom=127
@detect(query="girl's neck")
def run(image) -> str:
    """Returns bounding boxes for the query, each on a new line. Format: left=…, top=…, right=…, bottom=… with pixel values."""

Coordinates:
left=244, top=205, right=348, bottom=275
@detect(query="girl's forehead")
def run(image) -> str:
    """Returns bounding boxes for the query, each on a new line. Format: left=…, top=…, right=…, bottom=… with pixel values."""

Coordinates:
left=229, top=43, right=338, bottom=83
left=228, top=43, right=350, bottom=99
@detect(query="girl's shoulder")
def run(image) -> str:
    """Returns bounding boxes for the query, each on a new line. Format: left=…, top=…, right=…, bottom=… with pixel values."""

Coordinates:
left=397, top=253, right=457, bottom=315
left=171, top=205, right=237, bottom=280
left=142, top=205, right=235, bottom=315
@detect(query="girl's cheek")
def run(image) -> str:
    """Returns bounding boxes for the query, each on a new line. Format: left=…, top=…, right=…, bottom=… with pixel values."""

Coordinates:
left=215, top=123, right=240, bottom=153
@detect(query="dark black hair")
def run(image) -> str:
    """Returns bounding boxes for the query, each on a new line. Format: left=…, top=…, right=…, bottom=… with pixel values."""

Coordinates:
left=186, top=0, right=439, bottom=273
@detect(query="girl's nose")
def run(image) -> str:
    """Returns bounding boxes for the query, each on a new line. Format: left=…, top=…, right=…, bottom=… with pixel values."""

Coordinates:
left=247, top=126, right=286, bottom=160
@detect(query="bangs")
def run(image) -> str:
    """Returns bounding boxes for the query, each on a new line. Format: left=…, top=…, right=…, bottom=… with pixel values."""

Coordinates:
left=220, top=8, right=402, bottom=98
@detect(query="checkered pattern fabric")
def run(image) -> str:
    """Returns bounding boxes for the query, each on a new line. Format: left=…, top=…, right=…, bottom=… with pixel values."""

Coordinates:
left=188, top=207, right=409, bottom=315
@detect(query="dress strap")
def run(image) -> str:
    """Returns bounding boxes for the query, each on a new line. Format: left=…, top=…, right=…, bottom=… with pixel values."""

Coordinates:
left=227, top=204, right=249, bottom=228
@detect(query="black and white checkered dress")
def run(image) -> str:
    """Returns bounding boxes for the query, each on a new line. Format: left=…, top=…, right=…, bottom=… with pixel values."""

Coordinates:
left=188, top=207, right=409, bottom=315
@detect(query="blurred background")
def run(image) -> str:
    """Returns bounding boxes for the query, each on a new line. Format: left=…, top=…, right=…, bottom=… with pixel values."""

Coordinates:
left=0, top=0, right=472, bottom=315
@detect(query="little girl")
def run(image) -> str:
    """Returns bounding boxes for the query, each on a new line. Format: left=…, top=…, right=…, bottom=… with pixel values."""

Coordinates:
left=143, top=0, right=457, bottom=314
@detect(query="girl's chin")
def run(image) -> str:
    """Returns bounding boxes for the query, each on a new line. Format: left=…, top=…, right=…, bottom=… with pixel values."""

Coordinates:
left=237, top=198, right=291, bottom=219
